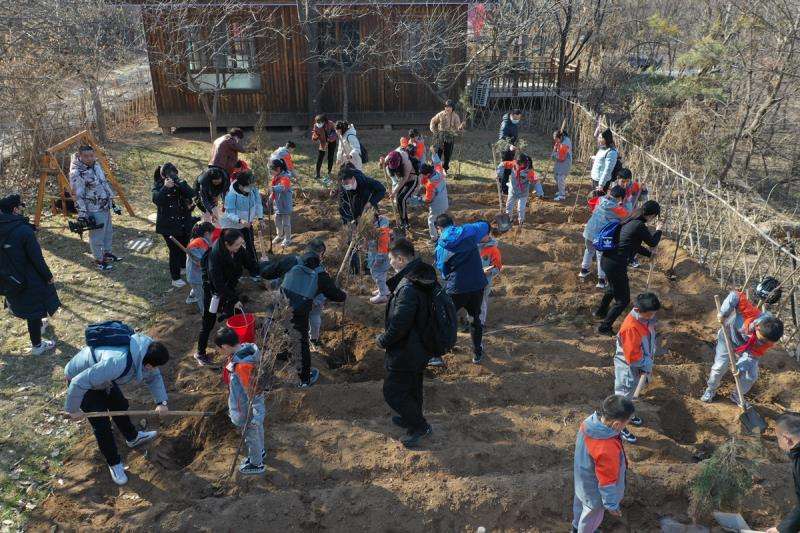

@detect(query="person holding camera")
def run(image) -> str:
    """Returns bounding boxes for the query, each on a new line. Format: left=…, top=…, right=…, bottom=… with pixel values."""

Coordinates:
left=152, top=163, right=197, bottom=288
left=0, top=194, right=59, bottom=355
left=69, top=145, right=121, bottom=271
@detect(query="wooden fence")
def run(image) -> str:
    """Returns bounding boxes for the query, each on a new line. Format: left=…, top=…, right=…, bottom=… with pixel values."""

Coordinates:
left=529, top=92, right=800, bottom=359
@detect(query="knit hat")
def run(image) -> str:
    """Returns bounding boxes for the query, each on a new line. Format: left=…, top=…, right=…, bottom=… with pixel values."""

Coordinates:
left=0, top=194, right=24, bottom=214
left=386, top=151, right=402, bottom=170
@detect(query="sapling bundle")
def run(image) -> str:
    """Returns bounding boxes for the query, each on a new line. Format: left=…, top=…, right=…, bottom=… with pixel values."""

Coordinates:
left=494, top=137, right=528, bottom=156
left=688, top=438, right=755, bottom=521
left=248, top=111, right=272, bottom=180
left=335, top=206, right=379, bottom=284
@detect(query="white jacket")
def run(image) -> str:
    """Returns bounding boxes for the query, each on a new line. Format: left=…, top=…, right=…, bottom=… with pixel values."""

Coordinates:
left=337, top=125, right=363, bottom=170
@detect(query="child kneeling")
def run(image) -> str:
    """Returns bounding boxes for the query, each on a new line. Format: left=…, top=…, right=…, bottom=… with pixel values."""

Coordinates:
left=216, top=327, right=266, bottom=475
left=613, top=292, right=660, bottom=444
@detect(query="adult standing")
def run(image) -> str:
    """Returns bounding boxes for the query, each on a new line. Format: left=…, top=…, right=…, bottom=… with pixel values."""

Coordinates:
left=64, top=331, right=170, bottom=485
left=152, top=163, right=196, bottom=288
left=596, top=201, right=662, bottom=335
left=429, top=99, right=463, bottom=172
left=766, top=414, right=800, bottom=533
left=209, top=127, right=251, bottom=178
left=220, top=169, right=264, bottom=266
left=498, top=108, right=522, bottom=146
left=551, top=129, right=573, bottom=201
left=590, top=129, right=619, bottom=192
left=194, top=228, right=260, bottom=366
left=311, top=114, right=338, bottom=182
left=69, top=145, right=120, bottom=271
left=378, top=238, right=436, bottom=448
left=335, top=121, right=364, bottom=171
left=0, top=194, right=59, bottom=355
left=434, top=214, right=490, bottom=365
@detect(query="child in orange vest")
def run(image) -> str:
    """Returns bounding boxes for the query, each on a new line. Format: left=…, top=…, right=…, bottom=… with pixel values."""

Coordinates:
left=216, top=327, right=266, bottom=475
left=185, top=221, right=214, bottom=311
left=478, top=234, right=502, bottom=325
left=701, top=277, right=784, bottom=405
left=368, top=214, right=393, bottom=304
left=613, top=292, right=660, bottom=444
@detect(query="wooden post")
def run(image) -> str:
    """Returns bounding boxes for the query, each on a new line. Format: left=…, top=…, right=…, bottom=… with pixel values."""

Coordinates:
left=34, top=163, right=49, bottom=228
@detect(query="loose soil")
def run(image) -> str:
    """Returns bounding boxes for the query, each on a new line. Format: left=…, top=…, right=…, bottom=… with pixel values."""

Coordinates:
left=30, top=146, right=800, bottom=532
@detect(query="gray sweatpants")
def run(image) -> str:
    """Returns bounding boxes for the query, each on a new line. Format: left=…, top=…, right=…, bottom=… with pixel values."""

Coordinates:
left=190, top=282, right=204, bottom=312
left=614, top=357, right=646, bottom=400
left=572, top=494, right=605, bottom=533
left=309, top=294, right=326, bottom=341
left=239, top=394, right=266, bottom=466
left=479, top=283, right=492, bottom=324
left=555, top=173, right=567, bottom=198
left=368, top=253, right=391, bottom=296
left=506, top=193, right=528, bottom=224
left=428, top=204, right=448, bottom=239
left=275, top=214, right=291, bottom=241
left=705, top=331, right=760, bottom=395
left=581, top=239, right=605, bottom=278
left=88, top=209, right=113, bottom=261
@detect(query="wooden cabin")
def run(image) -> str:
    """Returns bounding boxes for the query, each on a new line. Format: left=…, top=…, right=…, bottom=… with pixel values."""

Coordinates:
left=137, top=1, right=472, bottom=130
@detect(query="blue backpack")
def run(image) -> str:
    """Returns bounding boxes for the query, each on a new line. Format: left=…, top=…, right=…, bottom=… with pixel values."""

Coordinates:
left=592, top=219, right=621, bottom=252
left=84, top=321, right=134, bottom=382
left=280, top=257, right=323, bottom=310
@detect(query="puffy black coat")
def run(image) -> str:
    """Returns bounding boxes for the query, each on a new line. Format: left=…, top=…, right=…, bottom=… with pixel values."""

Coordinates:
left=378, top=258, right=436, bottom=372
left=779, top=444, right=800, bottom=532
left=338, top=169, right=386, bottom=224
left=151, top=167, right=196, bottom=237
left=195, top=167, right=230, bottom=213
left=607, top=216, right=662, bottom=263
left=201, top=237, right=259, bottom=304
left=0, top=213, right=60, bottom=320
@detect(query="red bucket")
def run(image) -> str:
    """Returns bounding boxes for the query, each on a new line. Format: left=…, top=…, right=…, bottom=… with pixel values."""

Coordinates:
left=211, top=227, right=223, bottom=243
left=226, top=310, right=256, bottom=343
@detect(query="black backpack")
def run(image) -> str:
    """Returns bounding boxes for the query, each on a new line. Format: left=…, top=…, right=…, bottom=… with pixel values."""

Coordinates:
left=348, top=133, right=368, bottom=164
left=0, top=228, right=25, bottom=297
left=85, top=321, right=135, bottom=348
left=611, top=150, right=623, bottom=180
left=421, top=283, right=458, bottom=357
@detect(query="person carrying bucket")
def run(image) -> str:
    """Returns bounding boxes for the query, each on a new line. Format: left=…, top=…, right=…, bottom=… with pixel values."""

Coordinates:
left=215, top=326, right=266, bottom=476
left=260, top=238, right=347, bottom=388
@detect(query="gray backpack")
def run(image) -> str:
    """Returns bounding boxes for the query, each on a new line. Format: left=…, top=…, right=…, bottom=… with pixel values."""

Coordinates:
left=280, top=257, right=323, bottom=310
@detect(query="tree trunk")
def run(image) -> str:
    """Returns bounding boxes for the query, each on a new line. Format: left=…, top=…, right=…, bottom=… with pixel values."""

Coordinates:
left=341, top=72, right=349, bottom=121
left=88, top=83, right=107, bottom=142
left=198, top=92, right=219, bottom=141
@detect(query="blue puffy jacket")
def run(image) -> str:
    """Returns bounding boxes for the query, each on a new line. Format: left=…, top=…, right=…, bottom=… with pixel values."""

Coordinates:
left=435, top=221, right=489, bottom=294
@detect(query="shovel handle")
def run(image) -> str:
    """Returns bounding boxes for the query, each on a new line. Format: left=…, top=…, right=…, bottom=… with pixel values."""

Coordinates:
left=70, top=410, right=212, bottom=418
left=714, top=295, right=749, bottom=413
left=633, top=373, right=648, bottom=399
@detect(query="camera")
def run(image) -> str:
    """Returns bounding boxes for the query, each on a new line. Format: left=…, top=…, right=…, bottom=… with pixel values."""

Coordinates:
left=68, top=216, right=104, bottom=237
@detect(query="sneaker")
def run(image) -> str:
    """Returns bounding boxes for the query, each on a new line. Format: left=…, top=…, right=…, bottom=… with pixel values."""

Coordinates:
left=185, top=293, right=199, bottom=305
left=369, top=294, right=389, bottom=304
left=239, top=459, right=265, bottom=475
left=96, top=260, right=113, bottom=271
left=579, top=268, right=590, bottom=279
left=194, top=353, right=213, bottom=367
left=104, top=252, right=123, bottom=262
left=298, top=368, right=320, bottom=388
left=271, top=236, right=282, bottom=245
left=597, top=325, right=615, bottom=336
left=126, top=430, right=157, bottom=448
left=41, top=317, right=50, bottom=335
left=171, top=279, right=187, bottom=288
left=700, top=389, right=716, bottom=403
left=472, top=347, right=484, bottom=364
left=620, top=428, right=637, bottom=444
left=108, top=462, right=128, bottom=485
left=402, top=424, right=432, bottom=449
left=281, top=238, right=292, bottom=247
left=392, top=416, right=410, bottom=429
left=427, top=357, right=445, bottom=367
left=596, top=278, right=607, bottom=289
left=554, top=195, right=565, bottom=201
left=310, top=338, right=322, bottom=352
left=629, top=258, right=640, bottom=269
left=30, top=339, right=56, bottom=355
left=630, top=416, right=643, bottom=427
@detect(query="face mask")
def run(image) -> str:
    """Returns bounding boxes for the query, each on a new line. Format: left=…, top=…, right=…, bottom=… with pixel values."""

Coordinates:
left=315, top=122, right=324, bottom=128
left=239, top=186, right=251, bottom=194
left=343, top=182, right=356, bottom=191
left=511, top=118, right=520, bottom=124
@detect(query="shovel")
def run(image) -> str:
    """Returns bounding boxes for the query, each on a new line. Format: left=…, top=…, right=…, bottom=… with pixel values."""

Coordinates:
left=714, top=295, right=768, bottom=434
left=488, top=143, right=512, bottom=234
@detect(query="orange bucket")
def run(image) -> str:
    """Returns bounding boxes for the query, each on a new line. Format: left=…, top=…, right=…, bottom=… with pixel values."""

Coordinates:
left=226, top=310, right=256, bottom=343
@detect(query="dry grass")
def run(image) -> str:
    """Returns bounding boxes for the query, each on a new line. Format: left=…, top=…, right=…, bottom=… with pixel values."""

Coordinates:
left=0, top=117, right=585, bottom=529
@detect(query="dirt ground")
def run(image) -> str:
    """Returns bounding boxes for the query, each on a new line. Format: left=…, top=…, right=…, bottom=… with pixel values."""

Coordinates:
left=17, top=126, right=800, bottom=532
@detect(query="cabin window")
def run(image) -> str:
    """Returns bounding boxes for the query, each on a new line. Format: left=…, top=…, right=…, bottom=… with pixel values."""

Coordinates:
left=318, top=20, right=361, bottom=70
left=186, top=20, right=261, bottom=91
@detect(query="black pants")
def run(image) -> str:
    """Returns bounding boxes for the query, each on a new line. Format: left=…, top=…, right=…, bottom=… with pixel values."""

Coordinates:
left=597, top=255, right=631, bottom=330
left=499, top=168, right=511, bottom=195
left=27, top=317, right=42, bottom=346
left=436, top=140, right=454, bottom=171
left=240, top=226, right=259, bottom=268
left=197, top=286, right=236, bottom=356
left=396, top=179, right=418, bottom=225
left=81, top=384, right=138, bottom=466
left=163, top=234, right=189, bottom=281
left=291, top=312, right=312, bottom=383
left=383, top=370, right=427, bottom=432
left=315, top=142, right=337, bottom=177
left=450, top=289, right=484, bottom=355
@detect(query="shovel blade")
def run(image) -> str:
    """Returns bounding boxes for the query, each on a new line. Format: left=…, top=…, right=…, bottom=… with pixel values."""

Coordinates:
left=739, top=407, right=767, bottom=434
left=493, top=213, right=512, bottom=234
